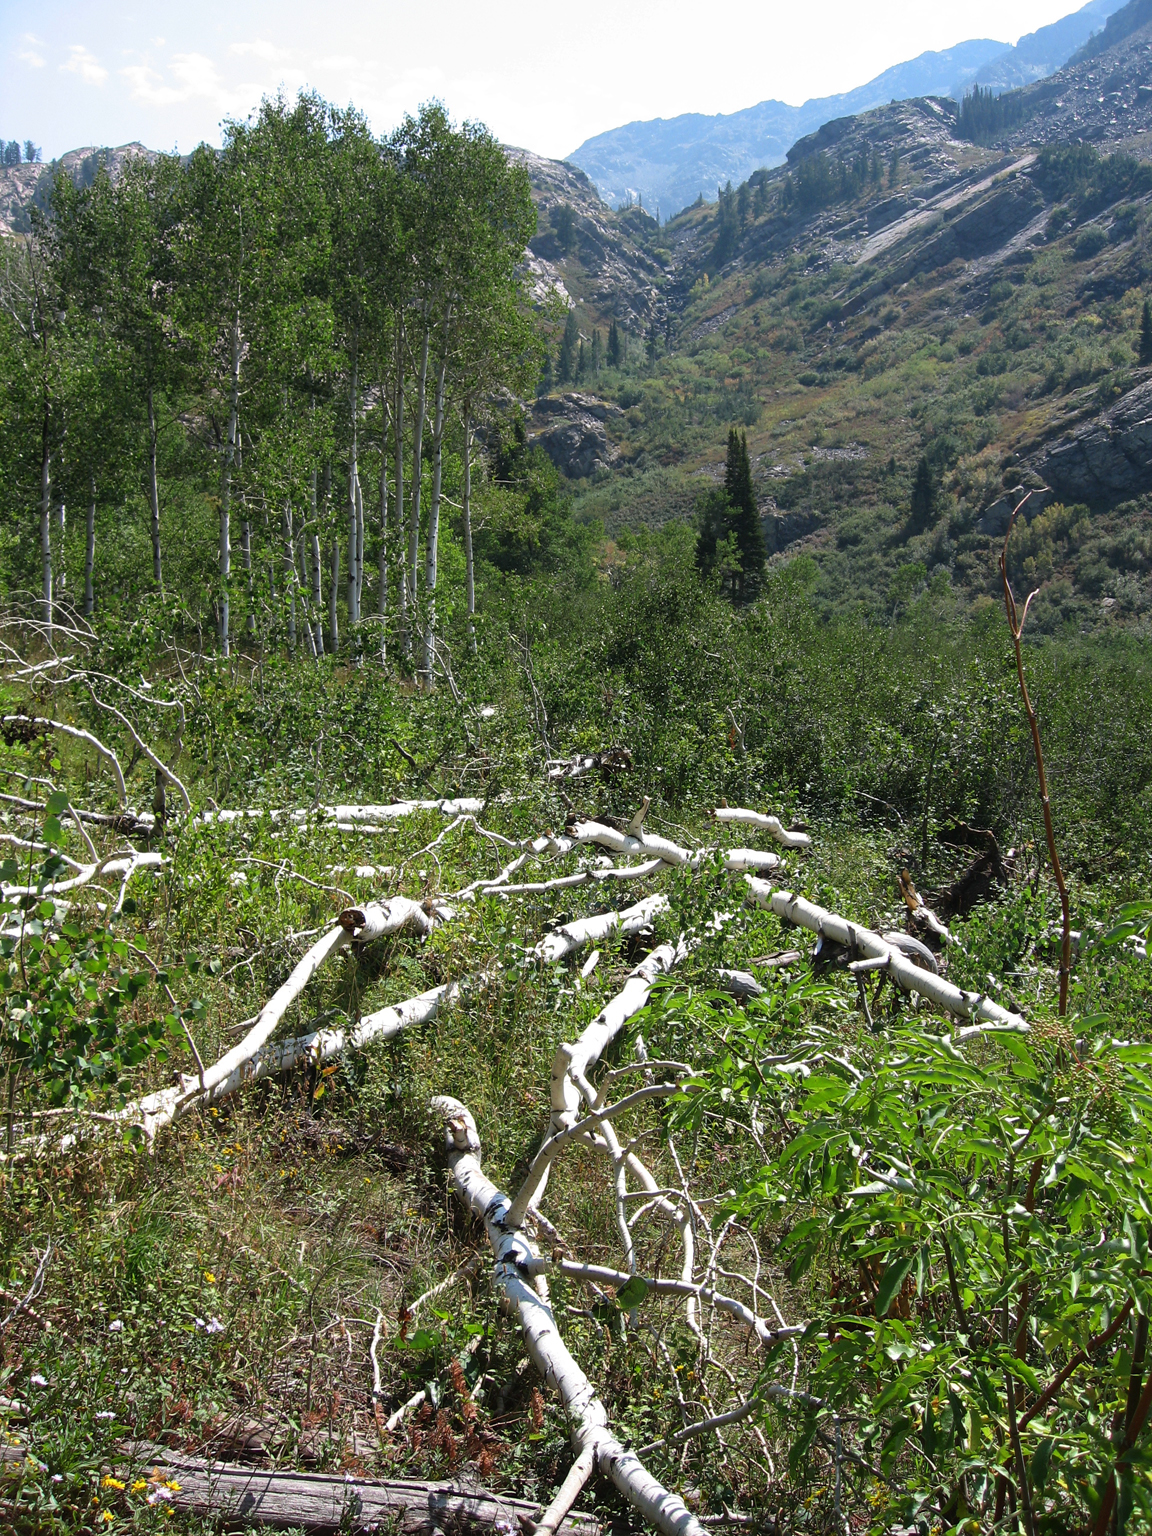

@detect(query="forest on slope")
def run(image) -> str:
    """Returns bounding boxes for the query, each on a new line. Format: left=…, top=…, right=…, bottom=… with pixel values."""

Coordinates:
left=2, top=76, right=1152, bottom=1536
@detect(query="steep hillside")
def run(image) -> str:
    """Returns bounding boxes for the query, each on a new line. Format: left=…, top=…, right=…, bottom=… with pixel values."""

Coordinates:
left=543, top=17, right=1152, bottom=635
left=567, top=0, right=1131, bottom=216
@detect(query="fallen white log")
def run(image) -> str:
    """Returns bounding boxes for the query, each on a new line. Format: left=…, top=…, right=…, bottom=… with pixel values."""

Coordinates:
left=2, top=850, right=163, bottom=899
left=432, top=1096, right=706, bottom=1536
left=744, top=875, right=1027, bottom=1031
left=49, top=893, right=625, bottom=1148
left=338, top=896, right=455, bottom=940
left=713, top=808, right=811, bottom=849
left=535, top=894, right=668, bottom=964
left=507, top=938, right=686, bottom=1228
left=1, top=717, right=126, bottom=806
left=194, top=798, right=484, bottom=827
left=574, top=823, right=780, bottom=874
left=481, top=859, right=666, bottom=898
left=573, top=821, right=693, bottom=867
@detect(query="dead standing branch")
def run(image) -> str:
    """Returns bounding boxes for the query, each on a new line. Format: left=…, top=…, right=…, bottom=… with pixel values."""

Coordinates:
left=999, top=493, right=1072, bottom=1015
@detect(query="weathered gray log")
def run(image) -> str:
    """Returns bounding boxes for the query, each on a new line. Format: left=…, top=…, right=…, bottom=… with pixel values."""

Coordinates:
left=117, top=1445, right=600, bottom=1534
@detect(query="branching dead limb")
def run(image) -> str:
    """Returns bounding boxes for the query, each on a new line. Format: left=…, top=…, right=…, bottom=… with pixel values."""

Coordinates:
left=999, top=496, right=1072, bottom=1015
left=1, top=717, right=126, bottom=805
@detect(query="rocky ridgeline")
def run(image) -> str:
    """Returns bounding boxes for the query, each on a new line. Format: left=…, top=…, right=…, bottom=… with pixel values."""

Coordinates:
left=0, top=143, right=154, bottom=236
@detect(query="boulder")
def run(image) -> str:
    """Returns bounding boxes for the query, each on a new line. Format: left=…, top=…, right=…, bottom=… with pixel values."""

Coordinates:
left=1030, top=377, right=1152, bottom=503
left=530, top=411, right=619, bottom=479
left=761, top=507, right=821, bottom=554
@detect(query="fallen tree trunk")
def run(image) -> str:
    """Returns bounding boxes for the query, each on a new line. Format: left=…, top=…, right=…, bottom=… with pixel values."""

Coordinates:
left=195, top=798, right=484, bottom=827
left=573, top=821, right=779, bottom=873
left=85, top=1445, right=600, bottom=1535
left=744, top=875, right=1027, bottom=1033
left=535, top=894, right=667, bottom=963
left=712, top=808, right=811, bottom=848
left=432, top=1097, right=705, bottom=1536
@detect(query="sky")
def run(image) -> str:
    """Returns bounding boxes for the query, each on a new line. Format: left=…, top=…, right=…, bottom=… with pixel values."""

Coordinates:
left=1, top=0, right=1101, bottom=162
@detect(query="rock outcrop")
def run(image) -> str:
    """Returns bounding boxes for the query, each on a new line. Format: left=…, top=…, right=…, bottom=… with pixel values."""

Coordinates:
left=1030, top=377, right=1152, bottom=503
left=529, top=393, right=622, bottom=479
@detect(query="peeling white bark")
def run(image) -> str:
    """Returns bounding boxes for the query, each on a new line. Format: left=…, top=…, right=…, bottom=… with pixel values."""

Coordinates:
left=534, top=894, right=667, bottom=964
left=573, top=822, right=779, bottom=874
left=743, top=875, right=1027, bottom=1030
left=713, top=809, right=811, bottom=849
left=431, top=1097, right=706, bottom=1536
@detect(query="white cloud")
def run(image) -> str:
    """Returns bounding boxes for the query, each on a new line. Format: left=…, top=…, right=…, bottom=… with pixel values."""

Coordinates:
left=61, top=44, right=108, bottom=85
left=230, top=39, right=294, bottom=65
left=18, top=48, right=46, bottom=68
left=121, top=52, right=236, bottom=108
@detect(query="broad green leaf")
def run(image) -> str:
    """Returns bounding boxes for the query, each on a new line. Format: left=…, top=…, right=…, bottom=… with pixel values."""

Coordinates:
left=615, top=1277, right=648, bottom=1309
left=875, top=1253, right=915, bottom=1318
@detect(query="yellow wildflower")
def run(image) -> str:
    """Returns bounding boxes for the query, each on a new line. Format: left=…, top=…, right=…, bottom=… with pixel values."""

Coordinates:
left=203, top=1271, right=215, bottom=1285
left=163, top=1479, right=181, bottom=1491
left=131, top=1479, right=147, bottom=1492
left=102, top=1475, right=126, bottom=1490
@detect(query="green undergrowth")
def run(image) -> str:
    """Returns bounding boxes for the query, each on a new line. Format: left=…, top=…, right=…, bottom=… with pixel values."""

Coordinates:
left=0, top=578, right=1151, bottom=1531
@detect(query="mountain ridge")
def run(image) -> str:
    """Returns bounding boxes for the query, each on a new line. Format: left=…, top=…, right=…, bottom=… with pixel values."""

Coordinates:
left=568, top=0, right=1128, bottom=215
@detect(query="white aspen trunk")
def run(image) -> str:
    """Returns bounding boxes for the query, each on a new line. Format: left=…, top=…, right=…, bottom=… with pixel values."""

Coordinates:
left=328, top=540, right=339, bottom=653
left=84, top=479, right=95, bottom=617
left=310, top=531, right=323, bottom=657
left=432, top=1098, right=707, bottom=1536
left=147, top=386, right=162, bottom=588
left=40, top=440, right=52, bottom=629
left=395, top=315, right=407, bottom=644
left=355, top=479, right=365, bottom=622
left=743, top=875, right=1027, bottom=1030
left=299, top=534, right=317, bottom=659
left=53, top=499, right=65, bottom=597
left=219, top=310, right=241, bottom=657
left=420, top=348, right=449, bottom=690
left=282, top=505, right=296, bottom=651
left=241, top=513, right=255, bottom=637
left=346, top=331, right=360, bottom=627
left=463, top=404, right=476, bottom=654
left=407, top=324, right=430, bottom=636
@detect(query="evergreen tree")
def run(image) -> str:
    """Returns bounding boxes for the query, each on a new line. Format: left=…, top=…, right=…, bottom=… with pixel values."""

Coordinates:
left=3, top=142, right=20, bottom=167
left=737, top=181, right=750, bottom=228
left=1139, top=298, right=1152, bottom=366
left=607, top=318, right=621, bottom=368
left=537, top=346, right=553, bottom=397
left=591, top=328, right=602, bottom=373
left=24, top=141, right=41, bottom=165
left=723, top=426, right=766, bottom=598
left=694, top=488, right=733, bottom=584
left=557, top=307, right=579, bottom=383
left=870, top=147, right=883, bottom=185
left=910, top=456, right=938, bottom=531
left=576, top=338, right=585, bottom=380
left=888, top=149, right=902, bottom=186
